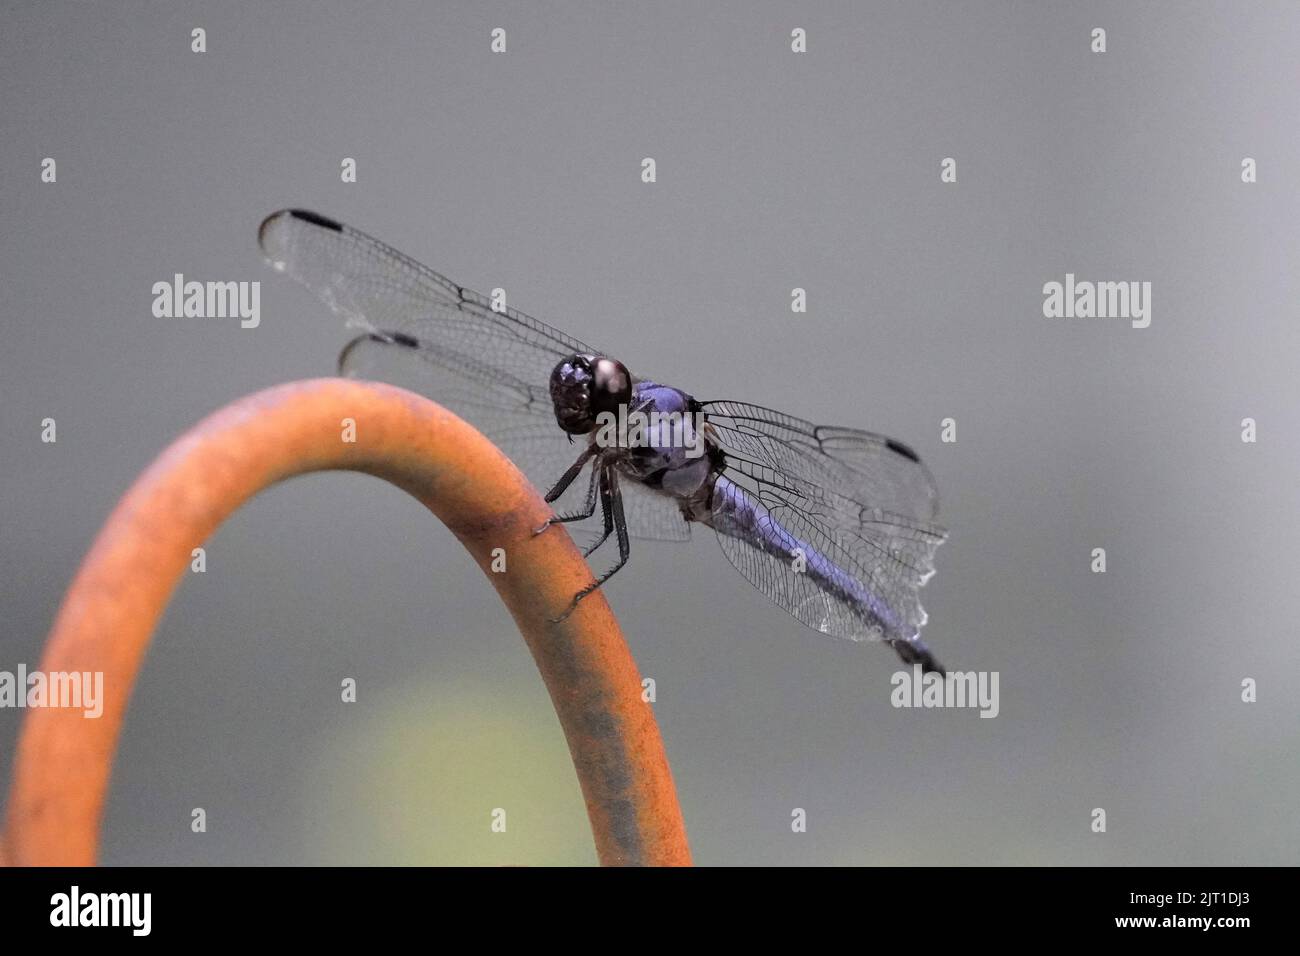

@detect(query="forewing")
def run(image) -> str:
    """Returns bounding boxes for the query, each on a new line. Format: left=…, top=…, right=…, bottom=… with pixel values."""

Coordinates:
left=258, top=208, right=596, bottom=404
left=700, top=400, right=940, bottom=521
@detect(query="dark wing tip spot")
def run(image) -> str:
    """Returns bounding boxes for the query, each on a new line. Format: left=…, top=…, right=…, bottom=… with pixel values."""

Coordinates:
left=885, top=438, right=921, bottom=463
left=287, top=208, right=343, bottom=232
left=259, top=209, right=344, bottom=254
left=338, top=330, right=424, bottom=373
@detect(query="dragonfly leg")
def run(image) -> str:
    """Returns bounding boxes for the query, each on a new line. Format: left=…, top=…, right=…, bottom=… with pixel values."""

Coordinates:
left=534, top=448, right=598, bottom=535
left=553, top=467, right=631, bottom=622
left=542, top=446, right=595, bottom=503
left=578, top=463, right=619, bottom=558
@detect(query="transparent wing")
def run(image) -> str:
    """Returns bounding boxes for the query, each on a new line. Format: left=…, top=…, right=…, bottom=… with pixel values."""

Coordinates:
left=700, top=400, right=940, bottom=520
left=709, top=475, right=943, bottom=643
left=702, top=403, right=946, bottom=646
left=258, top=208, right=688, bottom=542
left=259, top=208, right=594, bottom=406
left=609, top=480, right=692, bottom=543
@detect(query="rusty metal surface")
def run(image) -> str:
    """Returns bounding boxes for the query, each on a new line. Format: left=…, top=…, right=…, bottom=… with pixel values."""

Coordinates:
left=1, top=378, right=690, bottom=866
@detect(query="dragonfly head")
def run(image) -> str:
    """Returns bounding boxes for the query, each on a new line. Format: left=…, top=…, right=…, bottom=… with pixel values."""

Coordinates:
left=549, top=353, right=632, bottom=435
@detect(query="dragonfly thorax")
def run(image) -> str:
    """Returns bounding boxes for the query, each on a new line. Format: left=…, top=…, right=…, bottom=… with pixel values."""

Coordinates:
left=549, top=353, right=632, bottom=435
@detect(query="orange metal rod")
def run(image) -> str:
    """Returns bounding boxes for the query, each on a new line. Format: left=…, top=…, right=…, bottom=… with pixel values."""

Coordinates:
left=2, top=378, right=690, bottom=866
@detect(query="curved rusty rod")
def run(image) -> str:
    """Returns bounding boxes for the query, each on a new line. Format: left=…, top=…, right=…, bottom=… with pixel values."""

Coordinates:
left=1, top=378, right=690, bottom=867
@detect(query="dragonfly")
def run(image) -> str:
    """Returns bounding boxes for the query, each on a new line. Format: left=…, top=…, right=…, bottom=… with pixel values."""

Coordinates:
left=258, top=209, right=949, bottom=673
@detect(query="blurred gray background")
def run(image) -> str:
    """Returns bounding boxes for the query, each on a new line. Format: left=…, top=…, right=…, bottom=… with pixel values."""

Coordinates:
left=2, top=1, right=1297, bottom=865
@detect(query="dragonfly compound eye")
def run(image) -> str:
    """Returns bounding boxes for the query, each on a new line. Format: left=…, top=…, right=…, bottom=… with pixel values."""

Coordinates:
left=549, top=354, right=594, bottom=434
left=549, top=354, right=631, bottom=434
